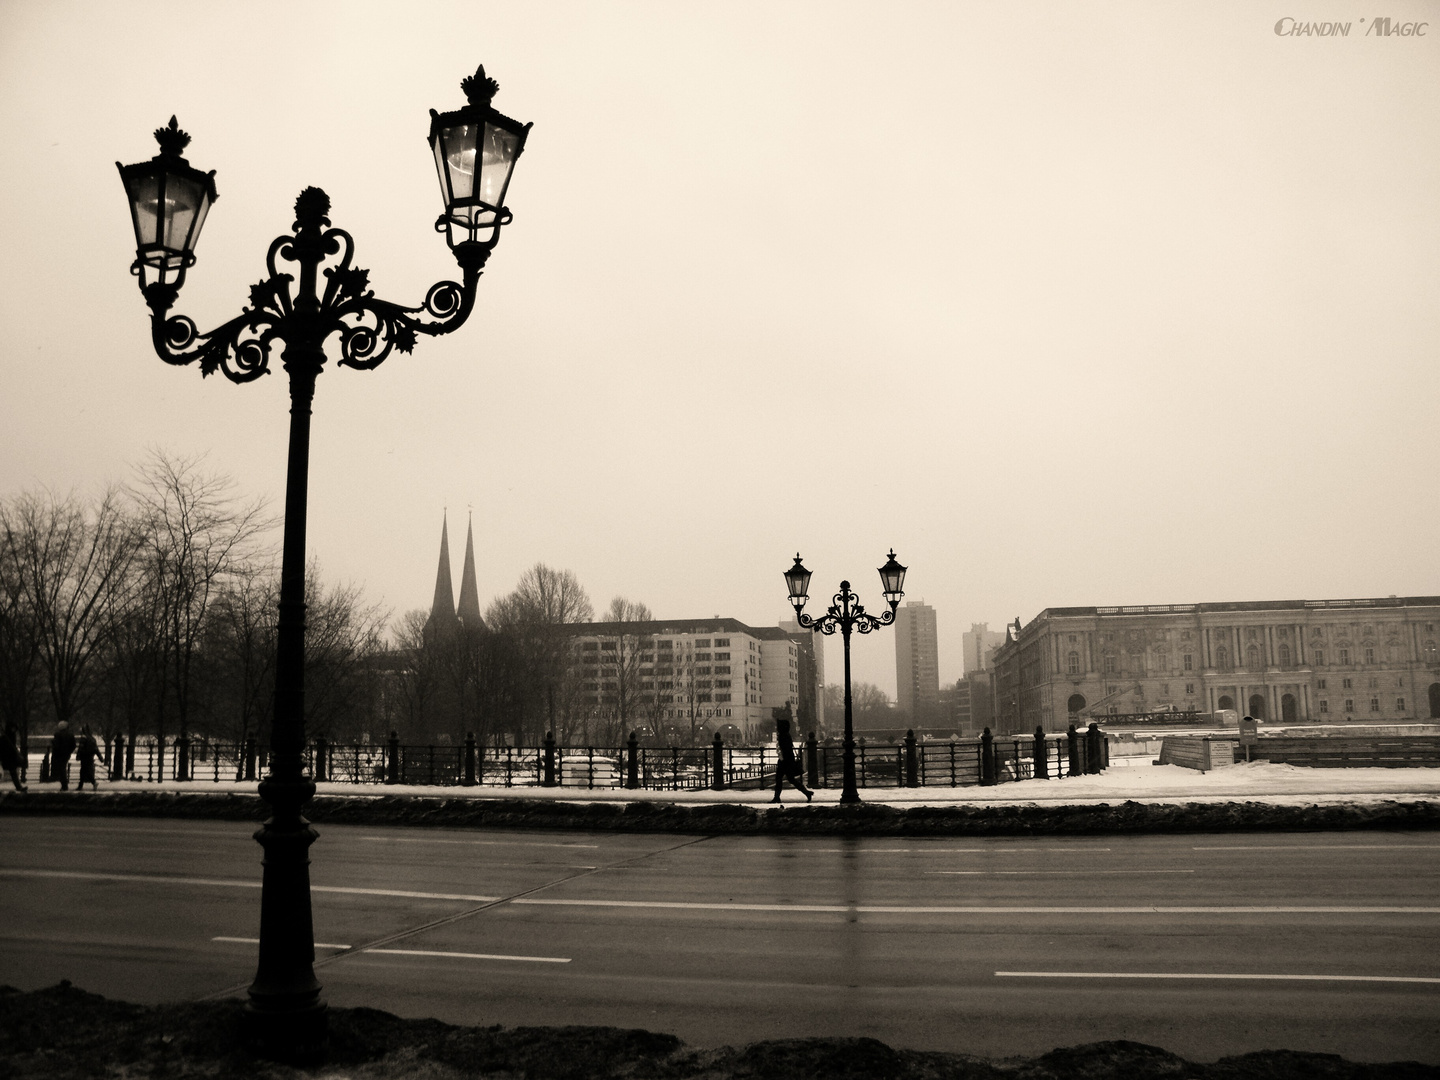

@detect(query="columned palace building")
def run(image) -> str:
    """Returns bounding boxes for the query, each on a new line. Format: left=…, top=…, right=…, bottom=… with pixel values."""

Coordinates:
left=990, top=596, right=1440, bottom=734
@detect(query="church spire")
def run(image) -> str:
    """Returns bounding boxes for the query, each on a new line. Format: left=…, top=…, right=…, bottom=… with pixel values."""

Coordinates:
left=424, top=512, right=456, bottom=636
left=456, top=513, right=483, bottom=629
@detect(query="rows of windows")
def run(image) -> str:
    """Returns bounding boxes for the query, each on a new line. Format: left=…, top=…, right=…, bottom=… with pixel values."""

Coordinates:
left=1070, top=640, right=1439, bottom=675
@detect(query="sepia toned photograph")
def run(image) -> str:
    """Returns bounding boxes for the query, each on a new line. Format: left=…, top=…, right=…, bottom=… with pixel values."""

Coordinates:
left=0, top=2, right=1436, bottom=1077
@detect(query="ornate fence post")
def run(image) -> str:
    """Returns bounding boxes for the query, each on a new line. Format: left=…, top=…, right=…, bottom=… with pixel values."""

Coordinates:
left=1086, top=722, right=1103, bottom=774
left=463, top=732, right=477, bottom=786
left=386, top=731, right=400, bottom=784
left=711, top=733, right=725, bottom=791
left=806, top=731, right=819, bottom=789
left=543, top=731, right=557, bottom=787
left=980, top=728, right=995, bottom=785
left=904, top=729, right=919, bottom=788
left=626, top=731, right=639, bottom=790
left=314, top=737, right=328, bottom=783
left=1067, top=723, right=1081, bottom=777
left=1033, top=726, right=1048, bottom=780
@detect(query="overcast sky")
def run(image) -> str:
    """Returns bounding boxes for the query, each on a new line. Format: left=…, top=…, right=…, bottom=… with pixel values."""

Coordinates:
left=1, top=1, right=1436, bottom=698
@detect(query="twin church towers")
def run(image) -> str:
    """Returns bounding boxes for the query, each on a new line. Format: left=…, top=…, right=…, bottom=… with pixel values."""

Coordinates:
left=424, top=512, right=484, bottom=637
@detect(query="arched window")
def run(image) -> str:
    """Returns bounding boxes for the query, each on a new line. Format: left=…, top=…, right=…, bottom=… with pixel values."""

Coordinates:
left=1218, top=694, right=1234, bottom=711
left=1246, top=645, right=1260, bottom=670
left=1156, top=651, right=1169, bottom=672
left=1278, top=643, right=1291, bottom=667
left=1067, top=693, right=1086, bottom=715
left=1067, top=651, right=1080, bottom=675
left=1426, top=641, right=1439, bottom=665
left=1216, top=645, right=1229, bottom=670
left=1183, top=653, right=1193, bottom=671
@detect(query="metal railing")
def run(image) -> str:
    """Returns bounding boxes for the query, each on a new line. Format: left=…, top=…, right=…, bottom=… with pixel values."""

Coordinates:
left=29, top=726, right=1110, bottom=792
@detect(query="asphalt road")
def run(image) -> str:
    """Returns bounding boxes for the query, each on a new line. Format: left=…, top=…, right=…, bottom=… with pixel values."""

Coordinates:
left=1, top=815, right=1437, bottom=1063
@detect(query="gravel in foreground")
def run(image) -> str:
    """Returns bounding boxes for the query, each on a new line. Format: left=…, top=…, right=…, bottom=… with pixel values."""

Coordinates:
left=1, top=789, right=1439, bottom=835
left=2, top=982, right=1435, bottom=1080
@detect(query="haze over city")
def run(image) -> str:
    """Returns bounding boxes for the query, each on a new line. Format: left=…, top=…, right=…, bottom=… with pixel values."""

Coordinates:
left=1, top=0, right=1435, bottom=698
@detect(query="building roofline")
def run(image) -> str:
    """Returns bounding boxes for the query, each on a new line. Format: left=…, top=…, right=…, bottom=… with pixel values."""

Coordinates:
left=564, top=617, right=793, bottom=639
left=1034, top=596, right=1440, bottom=620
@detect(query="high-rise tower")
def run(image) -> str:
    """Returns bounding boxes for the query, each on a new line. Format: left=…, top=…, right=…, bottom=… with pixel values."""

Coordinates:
left=895, top=600, right=940, bottom=724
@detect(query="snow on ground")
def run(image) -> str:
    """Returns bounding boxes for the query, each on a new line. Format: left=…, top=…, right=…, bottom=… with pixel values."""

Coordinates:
left=25, top=761, right=1440, bottom=808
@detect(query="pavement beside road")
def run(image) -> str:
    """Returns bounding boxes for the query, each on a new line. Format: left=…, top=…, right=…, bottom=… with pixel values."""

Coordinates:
left=10, top=760, right=1440, bottom=807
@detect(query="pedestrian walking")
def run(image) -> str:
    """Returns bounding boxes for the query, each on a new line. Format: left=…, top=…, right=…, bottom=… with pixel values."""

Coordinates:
left=0, top=722, right=25, bottom=792
left=50, top=721, right=76, bottom=791
left=771, top=706, right=813, bottom=803
left=76, top=726, right=100, bottom=792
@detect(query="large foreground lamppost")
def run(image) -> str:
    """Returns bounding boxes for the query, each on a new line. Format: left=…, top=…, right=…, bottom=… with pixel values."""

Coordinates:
left=116, top=65, right=531, bottom=1061
left=784, top=551, right=906, bottom=804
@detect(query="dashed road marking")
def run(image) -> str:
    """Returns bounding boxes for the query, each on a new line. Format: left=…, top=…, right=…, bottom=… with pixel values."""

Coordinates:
left=366, top=948, right=570, bottom=963
left=213, top=936, right=349, bottom=950
left=997, top=970, right=1440, bottom=984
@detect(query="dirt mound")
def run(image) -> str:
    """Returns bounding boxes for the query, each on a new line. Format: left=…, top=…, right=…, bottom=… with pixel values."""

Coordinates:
left=2, top=983, right=1434, bottom=1080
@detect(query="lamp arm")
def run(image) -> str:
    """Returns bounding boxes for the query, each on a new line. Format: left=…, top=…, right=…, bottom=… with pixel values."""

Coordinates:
left=148, top=303, right=283, bottom=384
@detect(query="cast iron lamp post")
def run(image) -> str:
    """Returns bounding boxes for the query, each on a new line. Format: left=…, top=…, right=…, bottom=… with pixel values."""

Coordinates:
left=784, top=551, right=906, bottom=804
left=116, top=64, right=530, bottom=1062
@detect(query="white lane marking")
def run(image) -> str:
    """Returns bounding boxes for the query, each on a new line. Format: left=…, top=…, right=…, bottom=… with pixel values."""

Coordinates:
left=313, top=885, right=499, bottom=902
left=510, top=898, right=1440, bottom=915
left=0, top=868, right=497, bottom=903
left=997, top=971, right=1440, bottom=984
left=366, top=948, right=570, bottom=964
left=1193, top=845, right=1440, bottom=852
left=212, top=936, right=350, bottom=950
left=925, top=870, right=1194, bottom=876
left=359, top=837, right=599, bottom=849
left=743, top=847, right=1112, bottom=854
left=0, top=868, right=260, bottom=889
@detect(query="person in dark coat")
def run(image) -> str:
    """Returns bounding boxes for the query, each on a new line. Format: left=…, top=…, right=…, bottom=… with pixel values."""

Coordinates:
left=0, top=722, right=25, bottom=791
left=50, top=721, right=76, bottom=790
left=76, top=726, right=100, bottom=792
left=771, top=706, right=813, bottom=803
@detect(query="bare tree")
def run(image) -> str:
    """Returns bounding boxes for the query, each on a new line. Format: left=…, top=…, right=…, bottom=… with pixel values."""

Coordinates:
left=301, top=561, right=388, bottom=741
left=204, top=566, right=278, bottom=747
left=1, top=489, right=140, bottom=731
left=0, top=518, right=40, bottom=755
left=593, top=596, right=652, bottom=744
left=130, top=451, right=273, bottom=770
left=486, top=563, right=593, bottom=743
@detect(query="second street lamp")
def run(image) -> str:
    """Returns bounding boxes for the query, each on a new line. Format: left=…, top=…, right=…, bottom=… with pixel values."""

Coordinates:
left=116, top=64, right=530, bottom=1062
left=784, top=551, right=907, bottom=804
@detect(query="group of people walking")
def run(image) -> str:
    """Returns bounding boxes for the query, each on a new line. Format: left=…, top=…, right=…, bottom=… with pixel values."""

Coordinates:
left=0, top=720, right=102, bottom=793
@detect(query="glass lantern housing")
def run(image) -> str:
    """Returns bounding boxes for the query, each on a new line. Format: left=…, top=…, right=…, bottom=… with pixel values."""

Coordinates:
left=784, top=554, right=812, bottom=612
left=878, top=550, right=907, bottom=607
left=429, top=65, right=532, bottom=250
left=116, top=117, right=217, bottom=291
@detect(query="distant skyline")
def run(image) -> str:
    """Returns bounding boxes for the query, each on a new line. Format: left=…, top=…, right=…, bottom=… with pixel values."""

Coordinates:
left=2, top=1, right=1436, bottom=699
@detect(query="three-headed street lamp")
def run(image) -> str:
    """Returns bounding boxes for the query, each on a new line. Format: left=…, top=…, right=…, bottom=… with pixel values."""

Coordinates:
left=784, top=551, right=907, bottom=804
left=116, top=64, right=530, bottom=1061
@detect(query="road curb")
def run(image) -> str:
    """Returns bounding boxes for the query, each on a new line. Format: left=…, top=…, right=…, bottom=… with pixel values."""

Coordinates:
left=2, top=789, right=1438, bottom=835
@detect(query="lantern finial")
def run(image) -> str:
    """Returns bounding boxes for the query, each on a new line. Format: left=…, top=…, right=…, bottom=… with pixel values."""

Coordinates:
left=461, top=64, right=499, bottom=107
left=293, top=186, right=331, bottom=230
left=153, top=116, right=191, bottom=158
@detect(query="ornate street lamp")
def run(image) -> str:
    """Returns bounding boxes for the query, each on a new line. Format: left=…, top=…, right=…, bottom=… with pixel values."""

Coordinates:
left=784, top=550, right=906, bottom=804
left=116, top=64, right=530, bottom=1063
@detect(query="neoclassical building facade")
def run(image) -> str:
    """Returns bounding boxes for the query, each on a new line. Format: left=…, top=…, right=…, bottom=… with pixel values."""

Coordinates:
left=990, top=596, right=1440, bottom=734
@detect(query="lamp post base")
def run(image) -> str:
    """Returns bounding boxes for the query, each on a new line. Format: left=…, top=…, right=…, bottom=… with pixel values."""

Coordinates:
left=243, top=999, right=328, bottom=1065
